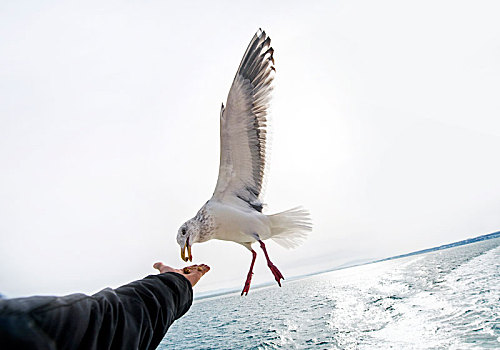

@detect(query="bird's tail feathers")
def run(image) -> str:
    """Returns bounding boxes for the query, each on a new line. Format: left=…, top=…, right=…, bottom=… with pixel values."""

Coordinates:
left=268, top=207, right=312, bottom=249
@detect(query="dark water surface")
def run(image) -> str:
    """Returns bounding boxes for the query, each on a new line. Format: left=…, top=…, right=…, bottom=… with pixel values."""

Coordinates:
left=161, top=238, right=500, bottom=349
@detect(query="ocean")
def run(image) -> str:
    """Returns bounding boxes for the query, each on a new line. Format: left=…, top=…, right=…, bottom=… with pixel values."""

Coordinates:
left=160, top=238, right=500, bottom=349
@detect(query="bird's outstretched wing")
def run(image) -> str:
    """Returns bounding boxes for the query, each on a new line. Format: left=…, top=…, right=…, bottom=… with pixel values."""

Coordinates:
left=211, top=29, right=275, bottom=212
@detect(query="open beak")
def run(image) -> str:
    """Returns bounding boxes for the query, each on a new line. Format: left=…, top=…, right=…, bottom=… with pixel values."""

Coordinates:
left=181, top=244, right=186, bottom=261
left=180, top=238, right=192, bottom=262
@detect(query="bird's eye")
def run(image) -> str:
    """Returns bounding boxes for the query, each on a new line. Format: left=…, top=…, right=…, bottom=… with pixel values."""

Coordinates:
left=182, top=228, right=186, bottom=235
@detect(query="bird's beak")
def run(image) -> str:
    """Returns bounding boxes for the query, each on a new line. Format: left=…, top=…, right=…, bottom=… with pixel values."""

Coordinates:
left=181, top=244, right=186, bottom=261
left=180, top=239, right=192, bottom=262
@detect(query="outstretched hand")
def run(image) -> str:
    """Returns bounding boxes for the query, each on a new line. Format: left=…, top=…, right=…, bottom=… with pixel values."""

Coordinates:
left=153, top=262, right=210, bottom=287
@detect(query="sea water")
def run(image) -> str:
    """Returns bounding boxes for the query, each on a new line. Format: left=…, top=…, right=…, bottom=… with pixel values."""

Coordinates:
left=160, top=238, right=500, bottom=349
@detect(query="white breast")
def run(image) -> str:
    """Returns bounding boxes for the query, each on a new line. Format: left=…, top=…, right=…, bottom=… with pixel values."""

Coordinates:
left=207, top=200, right=272, bottom=244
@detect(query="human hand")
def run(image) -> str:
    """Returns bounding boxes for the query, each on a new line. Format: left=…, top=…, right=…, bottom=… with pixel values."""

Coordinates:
left=153, top=262, right=210, bottom=287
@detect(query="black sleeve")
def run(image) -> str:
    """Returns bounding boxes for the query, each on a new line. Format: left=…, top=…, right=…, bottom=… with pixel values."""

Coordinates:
left=0, top=272, right=193, bottom=350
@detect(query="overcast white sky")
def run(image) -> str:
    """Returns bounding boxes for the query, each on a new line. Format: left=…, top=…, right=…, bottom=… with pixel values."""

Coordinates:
left=1, top=0, right=499, bottom=297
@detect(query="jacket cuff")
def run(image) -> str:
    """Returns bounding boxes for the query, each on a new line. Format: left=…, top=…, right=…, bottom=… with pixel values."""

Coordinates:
left=156, top=272, right=193, bottom=319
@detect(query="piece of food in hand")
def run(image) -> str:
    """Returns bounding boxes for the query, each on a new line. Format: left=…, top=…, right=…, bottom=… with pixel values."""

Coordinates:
left=183, top=267, right=191, bottom=274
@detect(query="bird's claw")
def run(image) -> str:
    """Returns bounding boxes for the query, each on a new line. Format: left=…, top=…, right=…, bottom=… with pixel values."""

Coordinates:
left=241, top=272, right=253, bottom=296
left=268, top=264, right=284, bottom=287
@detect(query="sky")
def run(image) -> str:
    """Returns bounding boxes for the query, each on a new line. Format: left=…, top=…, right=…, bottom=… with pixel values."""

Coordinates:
left=1, top=0, right=499, bottom=297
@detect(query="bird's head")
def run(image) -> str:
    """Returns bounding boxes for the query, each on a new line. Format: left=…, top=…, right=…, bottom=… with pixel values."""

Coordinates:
left=176, top=219, right=200, bottom=262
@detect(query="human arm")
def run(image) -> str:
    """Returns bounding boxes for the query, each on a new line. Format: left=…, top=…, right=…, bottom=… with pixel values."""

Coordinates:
left=0, top=264, right=210, bottom=350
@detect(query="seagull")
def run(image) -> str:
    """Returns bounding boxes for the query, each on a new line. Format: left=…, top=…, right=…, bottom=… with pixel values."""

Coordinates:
left=176, top=29, right=312, bottom=295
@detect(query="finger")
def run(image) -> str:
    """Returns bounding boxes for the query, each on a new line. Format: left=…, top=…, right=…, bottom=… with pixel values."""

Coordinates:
left=198, top=264, right=210, bottom=274
left=153, top=262, right=164, bottom=271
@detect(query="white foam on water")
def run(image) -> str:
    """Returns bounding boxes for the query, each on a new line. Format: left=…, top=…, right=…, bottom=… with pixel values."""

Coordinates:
left=161, top=238, right=500, bottom=349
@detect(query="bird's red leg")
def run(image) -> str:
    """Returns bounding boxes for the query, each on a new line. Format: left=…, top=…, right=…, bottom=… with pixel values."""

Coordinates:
left=258, top=240, right=284, bottom=287
left=241, top=249, right=257, bottom=296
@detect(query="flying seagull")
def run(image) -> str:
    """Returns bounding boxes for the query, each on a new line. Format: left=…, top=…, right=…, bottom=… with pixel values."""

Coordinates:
left=176, top=29, right=312, bottom=295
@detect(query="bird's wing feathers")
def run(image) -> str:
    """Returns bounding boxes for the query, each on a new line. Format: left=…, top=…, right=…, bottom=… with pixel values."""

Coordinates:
left=212, top=29, right=275, bottom=212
